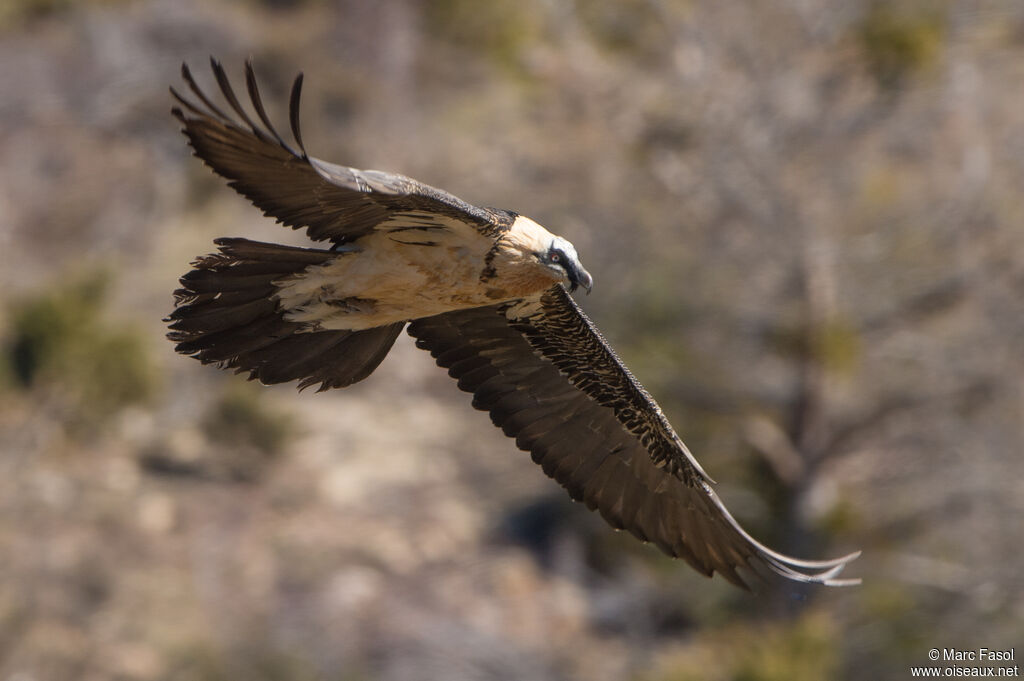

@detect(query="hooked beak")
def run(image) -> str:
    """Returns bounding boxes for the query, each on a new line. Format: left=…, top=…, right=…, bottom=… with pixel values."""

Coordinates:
left=568, top=263, right=593, bottom=295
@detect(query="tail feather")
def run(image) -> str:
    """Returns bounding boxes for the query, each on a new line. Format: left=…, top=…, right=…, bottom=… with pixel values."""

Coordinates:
left=170, top=313, right=293, bottom=360
left=168, top=296, right=278, bottom=334
left=177, top=269, right=279, bottom=296
left=245, top=323, right=404, bottom=392
left=209, top=236, right=337, bottom=264
left=167, top=238, right=403, bottom=391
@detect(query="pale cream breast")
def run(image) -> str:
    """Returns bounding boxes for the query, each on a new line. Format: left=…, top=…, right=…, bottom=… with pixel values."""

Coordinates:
left=273, top=230, right=491, bottom=330
left=272, top=213, right=565, bottom=331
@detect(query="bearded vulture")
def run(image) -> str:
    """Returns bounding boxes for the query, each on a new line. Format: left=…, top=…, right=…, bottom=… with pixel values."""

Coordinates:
left=166, top=59, right=859, bottom=589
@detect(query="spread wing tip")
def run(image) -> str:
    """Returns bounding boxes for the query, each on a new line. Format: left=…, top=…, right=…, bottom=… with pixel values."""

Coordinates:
left=289, top=71, right=307, bottom=157
left=173, top=57, right=305, bottom=158
left=752, top=547, right=861, bottom=587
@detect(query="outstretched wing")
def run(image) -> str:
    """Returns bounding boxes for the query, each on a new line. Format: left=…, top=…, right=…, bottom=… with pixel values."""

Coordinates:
left=171, top=58, right=514, bottom=244
left=408, top=286, right=859, bottom=588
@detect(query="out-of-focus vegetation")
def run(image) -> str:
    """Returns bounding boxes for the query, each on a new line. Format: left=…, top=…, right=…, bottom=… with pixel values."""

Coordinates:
left=198, top=383, right=295, bottom=480
left=1, top=270, right=157, bottom=434
left=202, top=384, right=294, bottom=459
left=0, top=0, right=130, bottom=29
left=425, top=0, right=543, bottom=72
left=137, top=380, right=295, bottom=482
left=858, top=3, right=945, bottom=90
left=0, top=1, right=1021, bottom=680
left=639, top=609, right=840, bottom=681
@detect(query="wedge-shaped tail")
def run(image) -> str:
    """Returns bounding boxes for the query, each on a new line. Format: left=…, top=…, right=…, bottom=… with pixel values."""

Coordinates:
left=167, top=238, right=402, bottom=392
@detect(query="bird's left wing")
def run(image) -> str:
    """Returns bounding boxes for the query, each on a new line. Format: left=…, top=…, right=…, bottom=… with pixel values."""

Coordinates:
left=407, top=286, right=859, bottom=589
left=171, top=58, right=513, bottom=244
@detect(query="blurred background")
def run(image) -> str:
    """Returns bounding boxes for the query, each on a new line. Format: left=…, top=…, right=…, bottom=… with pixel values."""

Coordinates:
left=1, top=0, right=1022, bottom=679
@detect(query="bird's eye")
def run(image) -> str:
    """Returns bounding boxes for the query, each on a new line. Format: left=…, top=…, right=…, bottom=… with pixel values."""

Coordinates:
left=550, top=252, right=561, bottom=263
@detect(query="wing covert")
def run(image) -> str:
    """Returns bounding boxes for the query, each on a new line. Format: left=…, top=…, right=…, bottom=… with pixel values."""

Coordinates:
left=407, top=287, right=859, bottom=588
left=171, top=58, right=513, bottom=244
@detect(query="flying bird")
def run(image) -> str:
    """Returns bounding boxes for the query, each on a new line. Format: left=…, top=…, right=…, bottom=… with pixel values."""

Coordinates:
left=167, top=59, right=859, bottom=589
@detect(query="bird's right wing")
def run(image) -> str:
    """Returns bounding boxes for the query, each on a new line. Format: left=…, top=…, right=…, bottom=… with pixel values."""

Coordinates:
left=408, top=286, right=860, bottom=589
left=171, top=59, right=514, bottom=245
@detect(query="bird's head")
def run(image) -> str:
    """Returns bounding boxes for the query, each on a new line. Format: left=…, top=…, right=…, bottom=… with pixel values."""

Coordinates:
left=499, top=215, right=594, bottom=296
left=541, top=236, right=593, bottom=294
